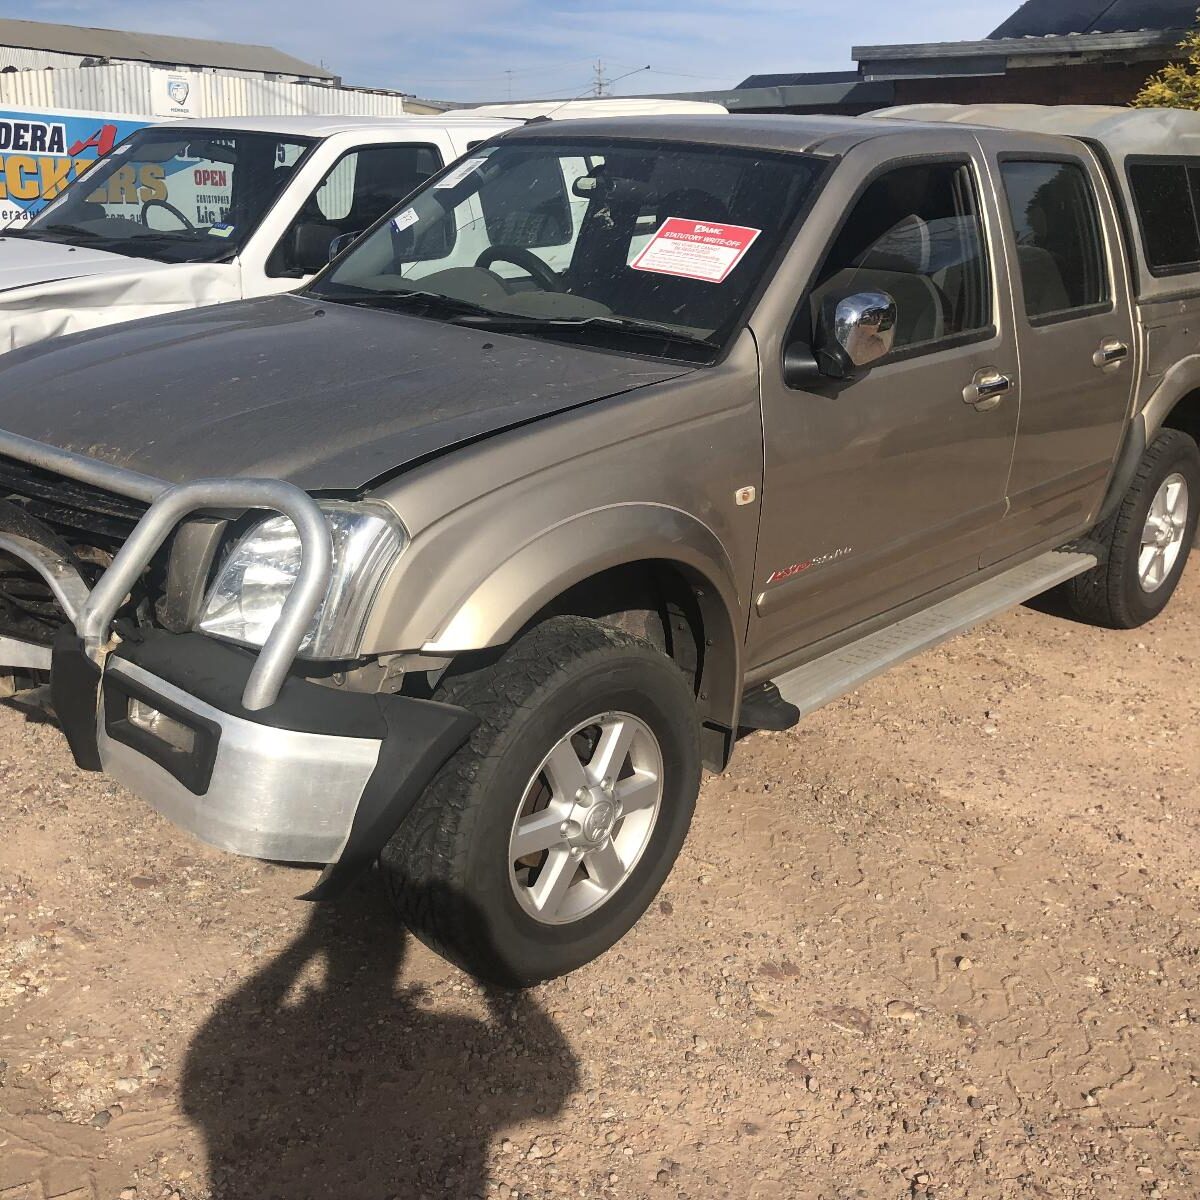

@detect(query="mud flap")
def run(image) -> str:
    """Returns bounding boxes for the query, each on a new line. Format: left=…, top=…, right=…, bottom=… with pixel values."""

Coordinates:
left=49, top=628, right=103, bottom=771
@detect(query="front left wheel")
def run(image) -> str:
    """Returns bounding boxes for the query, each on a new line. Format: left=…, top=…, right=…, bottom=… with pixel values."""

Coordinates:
left=380, top=615, right=701, bottom=986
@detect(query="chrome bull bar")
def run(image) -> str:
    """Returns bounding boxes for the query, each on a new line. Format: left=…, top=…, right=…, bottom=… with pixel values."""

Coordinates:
left=0, top=429, right=332, bottom=711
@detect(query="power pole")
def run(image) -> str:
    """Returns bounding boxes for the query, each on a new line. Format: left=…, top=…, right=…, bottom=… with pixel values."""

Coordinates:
left=593, top=59, right=608, bottom=97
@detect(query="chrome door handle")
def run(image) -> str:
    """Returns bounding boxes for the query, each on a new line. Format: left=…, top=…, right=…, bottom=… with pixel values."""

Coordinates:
left=963, top=368, right=1012, bottom=411
left=1093, top=339, right=1129, bottom=368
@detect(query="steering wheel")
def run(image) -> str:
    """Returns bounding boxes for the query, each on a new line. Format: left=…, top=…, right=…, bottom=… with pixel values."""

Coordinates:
left=140, top=198, right=195, bottom=231
left=475, top=245, right=564, bottom=292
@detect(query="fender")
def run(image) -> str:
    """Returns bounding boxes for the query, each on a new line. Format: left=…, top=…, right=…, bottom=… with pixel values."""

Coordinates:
left=1096, top=354, right=1200, bottom=524
left=421, top=503, right=745, bottom=730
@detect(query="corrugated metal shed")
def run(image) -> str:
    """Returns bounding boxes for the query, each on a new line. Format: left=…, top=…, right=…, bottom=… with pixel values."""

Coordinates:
left=0, top=17, right=332, bottom=79
left=0, top=64, right=414, bottom=119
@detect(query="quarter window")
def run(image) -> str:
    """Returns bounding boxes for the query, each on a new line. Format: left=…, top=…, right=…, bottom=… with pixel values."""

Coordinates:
left=811, top=160, right=991, bottom=354
left=1128, top=160, right=1200, bottom=273
left=1000, top=160, right=1109, bottom=321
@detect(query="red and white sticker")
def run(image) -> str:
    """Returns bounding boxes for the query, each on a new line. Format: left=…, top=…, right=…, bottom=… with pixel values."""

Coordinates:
left=631, top=217, right=762, bottom=284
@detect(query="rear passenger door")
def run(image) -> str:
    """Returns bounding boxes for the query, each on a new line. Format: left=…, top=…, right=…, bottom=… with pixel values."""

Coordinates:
left=749, top=138, right=1021, bottom=669
left=983, top=149, right=1136, bottom=564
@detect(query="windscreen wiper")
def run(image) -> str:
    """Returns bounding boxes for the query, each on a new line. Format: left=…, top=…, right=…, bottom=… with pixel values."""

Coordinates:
left=451, top=312, right=716, bottom=351
left=317, top=289, right=501, bottom=320
left=14, top=223, right=103, bottom=242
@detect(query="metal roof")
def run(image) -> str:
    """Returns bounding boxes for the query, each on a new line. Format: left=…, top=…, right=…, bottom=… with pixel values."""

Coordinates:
left=855, top=28, right=1180, bottom=62
left=990, top=0, right=1196, bottom=38
left=0, top=17, right=333, bottom=78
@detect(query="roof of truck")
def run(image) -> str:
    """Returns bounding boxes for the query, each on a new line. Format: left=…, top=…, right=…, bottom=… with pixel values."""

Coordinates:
left=499, top=112, right=967, bottom=154
left=874, top=104, right=1200, bottom=158
left=152, top=113, right=519, bottom=138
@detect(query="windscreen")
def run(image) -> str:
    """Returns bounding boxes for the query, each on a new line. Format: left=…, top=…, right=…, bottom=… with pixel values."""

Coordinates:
left=309, top=137, right=824, bottom=358
left=20, top=127, right=314, bottom=263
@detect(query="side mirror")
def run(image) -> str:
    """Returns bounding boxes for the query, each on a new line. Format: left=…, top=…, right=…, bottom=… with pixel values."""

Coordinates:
left=328, top=230, right=362, bottom=261
left=290, top=221, right=342, bottom=275
left=817, top=290, right=897, bottom=378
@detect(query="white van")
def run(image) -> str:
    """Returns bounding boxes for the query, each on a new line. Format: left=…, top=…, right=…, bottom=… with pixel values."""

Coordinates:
left=0, top=114, right=516, bottom=353
left=0, top=100, right=727, bottom=355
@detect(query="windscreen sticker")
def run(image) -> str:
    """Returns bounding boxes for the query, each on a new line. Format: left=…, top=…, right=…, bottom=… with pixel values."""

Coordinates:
left=391, top=207, right=420, bottom=232
left=630, top=217, right=762, bottom=284
left=433, top=156, right=487, bottom=189
left=207, top=222, right=235, bottom=238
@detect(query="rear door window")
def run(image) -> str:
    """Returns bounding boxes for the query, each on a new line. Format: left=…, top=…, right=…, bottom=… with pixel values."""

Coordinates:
left=999, top=159, right=1110, bottom=322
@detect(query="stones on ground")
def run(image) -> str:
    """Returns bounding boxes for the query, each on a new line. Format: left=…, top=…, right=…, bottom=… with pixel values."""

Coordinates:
left=956, top=956, right=973, bottom=971
left=816, top=1005, right=872, bottom=1036
left=886, top=1000, right=919, bottom=1022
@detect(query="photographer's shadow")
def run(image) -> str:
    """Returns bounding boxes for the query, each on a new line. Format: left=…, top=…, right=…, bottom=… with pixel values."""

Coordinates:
left=181, top=882, right=578, bottom=1199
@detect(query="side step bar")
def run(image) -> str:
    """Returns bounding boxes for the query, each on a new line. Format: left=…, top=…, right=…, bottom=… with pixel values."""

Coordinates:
left=765, top=549, right=1097, bottom=723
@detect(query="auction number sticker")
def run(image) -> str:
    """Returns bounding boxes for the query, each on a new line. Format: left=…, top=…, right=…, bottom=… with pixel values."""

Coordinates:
left=631, top=217, right=761, bottom=284
left=391, top=207, right=420, bottom=232
left=434, top=156, right=487, bottom=189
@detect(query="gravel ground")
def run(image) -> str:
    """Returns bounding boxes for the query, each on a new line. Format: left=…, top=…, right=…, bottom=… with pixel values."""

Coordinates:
left=1, top=569, right=1197, bottom=1200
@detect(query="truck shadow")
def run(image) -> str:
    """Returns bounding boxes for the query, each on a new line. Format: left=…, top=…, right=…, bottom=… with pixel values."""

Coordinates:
left=180, top=881, right=579, bottom=1199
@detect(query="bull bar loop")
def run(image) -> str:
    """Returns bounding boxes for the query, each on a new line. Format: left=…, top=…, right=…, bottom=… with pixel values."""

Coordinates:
left=0, top=430, right=333, bottom=712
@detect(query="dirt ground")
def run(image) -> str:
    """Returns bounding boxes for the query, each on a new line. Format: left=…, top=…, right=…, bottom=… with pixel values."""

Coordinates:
left=1, top=568, right=1197, bottom=1200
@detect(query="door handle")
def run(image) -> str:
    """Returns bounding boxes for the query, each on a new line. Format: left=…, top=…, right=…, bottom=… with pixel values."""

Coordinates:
left=1093, top=339, right=1129, bottom=368
left=963, top=368, right=1012, bottom=411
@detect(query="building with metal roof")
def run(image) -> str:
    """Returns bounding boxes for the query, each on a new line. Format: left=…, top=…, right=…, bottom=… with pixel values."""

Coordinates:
left=0, top=16, right=333, bottom=82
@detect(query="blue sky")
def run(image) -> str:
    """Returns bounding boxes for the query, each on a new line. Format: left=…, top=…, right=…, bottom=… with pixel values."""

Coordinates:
left=26, top=0, right=1017, bottom=101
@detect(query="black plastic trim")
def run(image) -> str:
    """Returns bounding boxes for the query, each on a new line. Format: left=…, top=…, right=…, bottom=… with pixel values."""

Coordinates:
left=49, top=628, right=102, bottom=771
left=300, top=695, right=478, bottom=901
left=103, top=669, right=221, bottom=796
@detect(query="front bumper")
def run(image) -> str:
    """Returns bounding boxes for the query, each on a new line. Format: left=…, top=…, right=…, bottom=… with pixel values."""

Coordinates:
left=0, top=433, right=476, bottom=897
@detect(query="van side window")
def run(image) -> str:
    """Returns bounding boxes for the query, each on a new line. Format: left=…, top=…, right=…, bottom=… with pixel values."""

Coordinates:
left=811, top=160, right=991, bottom=354
left=268, top=142, right=443, bottom=278
left=999, top=160, right=1109, bottom=322
left=1128, top=160, right=1200, bottom=273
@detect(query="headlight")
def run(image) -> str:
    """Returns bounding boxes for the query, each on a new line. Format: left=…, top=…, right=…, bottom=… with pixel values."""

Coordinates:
left=196, top=502, right=407, bottom=659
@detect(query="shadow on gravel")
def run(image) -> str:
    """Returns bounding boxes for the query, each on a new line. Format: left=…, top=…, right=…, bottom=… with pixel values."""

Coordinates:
left=181, top=882, right=578, bottom=1199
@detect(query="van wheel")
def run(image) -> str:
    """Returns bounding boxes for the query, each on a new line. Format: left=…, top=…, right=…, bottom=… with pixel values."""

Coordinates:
left=1064, top=428, right=1199, bottom=628
left=380, top=615, right=701, bottom=986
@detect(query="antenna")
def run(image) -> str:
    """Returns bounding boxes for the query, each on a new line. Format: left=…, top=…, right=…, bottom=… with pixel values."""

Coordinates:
left=536, top=63, right=651, bottom=121
left=593, top=58, right=607, bottom=97
left=505, top=67, right=514, bottom=100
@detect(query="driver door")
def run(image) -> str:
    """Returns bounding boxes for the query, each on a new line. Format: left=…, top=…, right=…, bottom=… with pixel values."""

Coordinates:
left=748, top=137, right=1021, bottom=671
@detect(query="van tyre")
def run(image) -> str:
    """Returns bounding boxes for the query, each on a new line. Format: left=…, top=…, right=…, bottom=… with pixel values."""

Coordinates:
left=1064, top=428, right=1199, bottom=628
left=380, top=615, right=701, bottom=986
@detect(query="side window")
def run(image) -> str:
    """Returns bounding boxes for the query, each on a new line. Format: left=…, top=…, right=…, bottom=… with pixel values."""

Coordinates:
left=268, top=142, right=443, bottom=278
left=477, top=151, right=571, bottom=249
left=811, top=160, right=991, bottom=354
left=1128, top=159, right=1200, bottom=273
left=1000, top=160, right=1109, bottom=322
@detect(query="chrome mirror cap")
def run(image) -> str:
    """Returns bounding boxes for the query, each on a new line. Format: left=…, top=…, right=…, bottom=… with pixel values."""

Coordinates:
left=833, top=290, right=897, bottom=368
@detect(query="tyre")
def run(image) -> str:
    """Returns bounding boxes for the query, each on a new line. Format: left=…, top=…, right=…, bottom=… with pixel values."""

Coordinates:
left=380, top=615, right=701, bottom=986
left=1064, top=428, right=1199, bottom=628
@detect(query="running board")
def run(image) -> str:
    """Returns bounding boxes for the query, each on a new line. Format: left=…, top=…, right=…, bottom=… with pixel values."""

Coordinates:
left=768, top=549, right=1097, bottom=721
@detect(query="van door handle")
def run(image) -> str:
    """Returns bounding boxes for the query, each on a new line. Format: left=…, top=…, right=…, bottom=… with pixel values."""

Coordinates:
left=963, top=368, right=1012, bottom=411
left=1094, top=339, right=1129, bottom=368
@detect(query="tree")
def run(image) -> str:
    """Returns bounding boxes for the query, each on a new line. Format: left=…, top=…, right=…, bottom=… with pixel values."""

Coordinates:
left=1134, top=20, right=1200, bottom=108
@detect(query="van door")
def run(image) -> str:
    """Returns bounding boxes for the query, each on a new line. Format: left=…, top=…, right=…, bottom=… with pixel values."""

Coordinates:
left=983, top=150, right=1137, bottom=563
left=249, top=139, right=446, bottom=288
left=748, top=138, right=1021, bottom=671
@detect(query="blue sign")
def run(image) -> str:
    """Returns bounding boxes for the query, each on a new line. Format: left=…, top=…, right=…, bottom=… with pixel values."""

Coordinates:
left=0, top=107, right=151, bottom=226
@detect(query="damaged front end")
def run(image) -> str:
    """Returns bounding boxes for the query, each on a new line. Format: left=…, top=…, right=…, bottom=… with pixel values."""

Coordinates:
left=0, top=429, right=476, bottom=899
